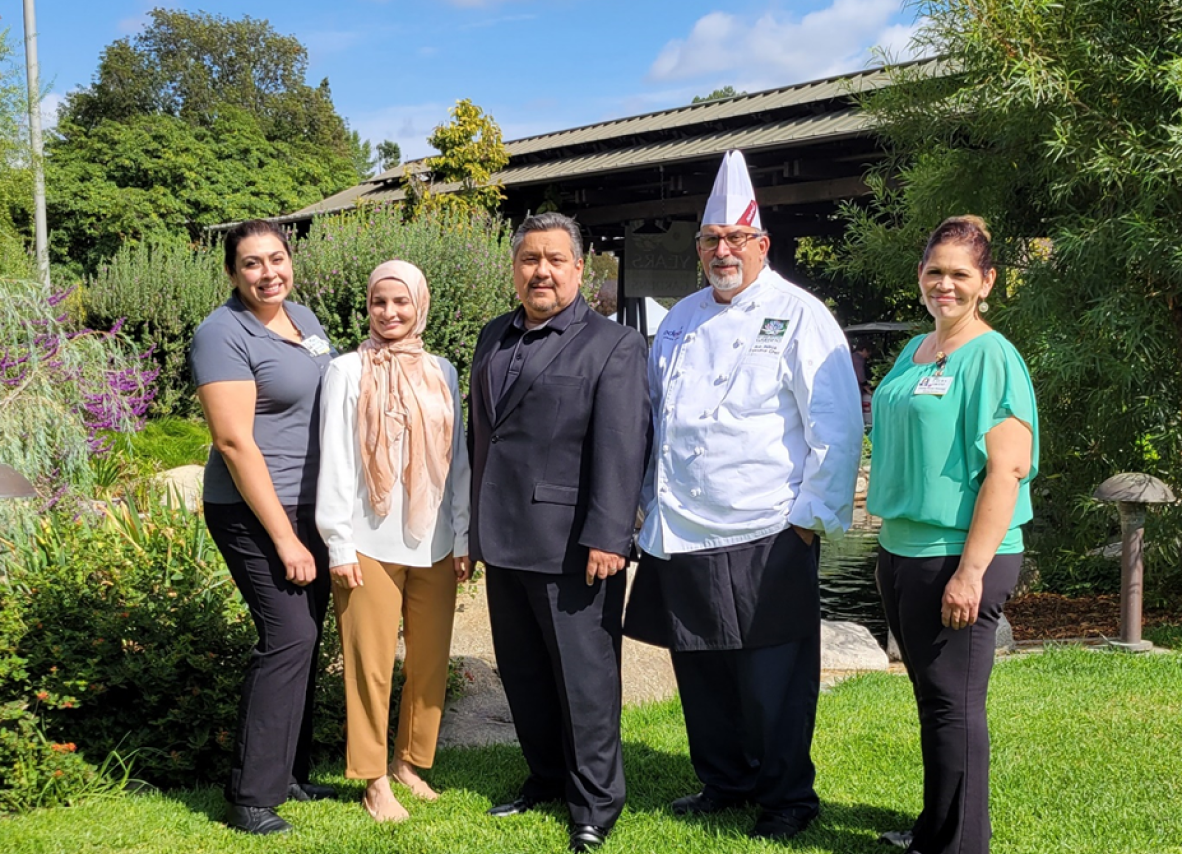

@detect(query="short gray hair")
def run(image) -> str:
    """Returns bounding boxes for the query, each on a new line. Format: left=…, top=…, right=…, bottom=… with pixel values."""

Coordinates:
left=511, top=212, right=583, bottom=259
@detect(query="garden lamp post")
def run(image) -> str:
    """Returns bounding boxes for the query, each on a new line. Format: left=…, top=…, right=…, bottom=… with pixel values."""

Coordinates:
left=1092, top=473, right=1175, bottom=652
left=0, top=463, right=36, bottom=499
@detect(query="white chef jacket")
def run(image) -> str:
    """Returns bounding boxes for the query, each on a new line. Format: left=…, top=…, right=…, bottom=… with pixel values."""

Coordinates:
left=638, top=267, right=863, bottom=559
left=315, top=352, right=471, bottom=569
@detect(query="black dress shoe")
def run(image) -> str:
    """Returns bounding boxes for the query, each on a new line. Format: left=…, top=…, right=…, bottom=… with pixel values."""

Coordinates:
left=878, top=829, right=914, bottom=849
left=569, top=824, right=609, bottom=852
left=749, top=808, right=818, bottom=840
left=488, top=795, right=539, bottom=817
left=226, top=804, right=292, bottom=835
left=670, top=790, right=743, bottom=816
left=287, top=781, right=336, bottom=802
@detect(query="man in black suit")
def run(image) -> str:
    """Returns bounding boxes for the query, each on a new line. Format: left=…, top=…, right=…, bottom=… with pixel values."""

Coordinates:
left=469, top=212, right=649, bottom=852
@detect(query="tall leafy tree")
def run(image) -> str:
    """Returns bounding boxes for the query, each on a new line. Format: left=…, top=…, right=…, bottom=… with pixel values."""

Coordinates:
left=833, top=1, right=1182, bottom=594
left=377, top=140, right=402, bottom=172
left=401, top=99, right=509, bottom=219
left=0, top=29, right=34, bottom=278
left=47, top=9, right=357, bottom=273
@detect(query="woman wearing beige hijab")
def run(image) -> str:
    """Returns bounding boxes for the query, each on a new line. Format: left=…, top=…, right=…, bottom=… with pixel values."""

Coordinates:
left=316, top=260, right=471, bottom=822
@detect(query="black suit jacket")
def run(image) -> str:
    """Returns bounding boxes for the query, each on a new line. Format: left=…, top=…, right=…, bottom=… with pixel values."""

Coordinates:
left=468, top=296, right=650, bottom=575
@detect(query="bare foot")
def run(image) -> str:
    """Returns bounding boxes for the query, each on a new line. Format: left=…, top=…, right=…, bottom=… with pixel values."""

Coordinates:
left=362, top=777, right=409, bottom=823
left=388, top=758, right=439, bottom=801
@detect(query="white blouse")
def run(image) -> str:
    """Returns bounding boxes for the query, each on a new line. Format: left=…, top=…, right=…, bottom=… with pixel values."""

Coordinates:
left=315, top=351, right=470, bottom=569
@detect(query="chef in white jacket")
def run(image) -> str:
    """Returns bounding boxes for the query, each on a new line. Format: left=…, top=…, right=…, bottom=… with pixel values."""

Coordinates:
left=625, top=150, right=863, bottom=843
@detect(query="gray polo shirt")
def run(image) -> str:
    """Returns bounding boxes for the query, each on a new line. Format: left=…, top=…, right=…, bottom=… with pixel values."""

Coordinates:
left=190, top=293, right=335, bottom=506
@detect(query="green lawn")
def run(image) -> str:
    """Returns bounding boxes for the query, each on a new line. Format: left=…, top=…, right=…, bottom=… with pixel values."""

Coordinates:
left=2, top=648, right=1180, bottom=853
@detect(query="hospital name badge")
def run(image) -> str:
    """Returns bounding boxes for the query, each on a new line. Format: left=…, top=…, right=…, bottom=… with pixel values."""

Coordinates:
left=301, top=335, right=334, bottom=357
left=914, top=376, right=953, bottom=396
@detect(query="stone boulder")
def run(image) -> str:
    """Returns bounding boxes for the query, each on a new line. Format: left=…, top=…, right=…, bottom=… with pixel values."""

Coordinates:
left=160, top=465, right=204, bottom=511
left=821, top=620, right=889, bottom=671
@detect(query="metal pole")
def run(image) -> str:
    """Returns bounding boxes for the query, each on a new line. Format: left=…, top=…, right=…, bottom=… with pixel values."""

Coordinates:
left=1114, top=502, right=1151, bottom=651
left=23, top=0, right=50, bottom=289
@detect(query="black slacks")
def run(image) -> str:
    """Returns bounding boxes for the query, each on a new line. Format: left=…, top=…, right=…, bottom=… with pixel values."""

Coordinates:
left=205, top=502, right=330, bottom=808
left=876, top=549, right=1022, bottom=854
left=485, top=566, right=626, bottom=829
left=670, top=633, right=821, bottom=817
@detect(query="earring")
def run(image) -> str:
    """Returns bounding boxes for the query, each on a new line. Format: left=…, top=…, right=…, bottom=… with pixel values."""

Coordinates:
left=979, top=299, right=990, bottom=314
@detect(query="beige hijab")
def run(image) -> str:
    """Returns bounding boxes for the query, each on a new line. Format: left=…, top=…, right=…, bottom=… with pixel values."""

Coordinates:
left=356, top=260, right=453, bottom=543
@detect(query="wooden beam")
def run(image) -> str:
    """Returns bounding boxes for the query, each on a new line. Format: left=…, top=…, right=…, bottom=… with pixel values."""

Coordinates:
left=574, top=176, right=870, bottom=225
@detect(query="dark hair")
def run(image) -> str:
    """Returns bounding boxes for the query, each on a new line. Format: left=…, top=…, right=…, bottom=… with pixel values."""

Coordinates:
left=223, top=219, right=291, bottom=273
left=921, top=215, right=993, bottom=274
left=511, top=212, right=584, bottom=259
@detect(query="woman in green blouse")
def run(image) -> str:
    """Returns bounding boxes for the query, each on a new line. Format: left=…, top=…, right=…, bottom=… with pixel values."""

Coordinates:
left=867, top=216, right=1038, bottom=854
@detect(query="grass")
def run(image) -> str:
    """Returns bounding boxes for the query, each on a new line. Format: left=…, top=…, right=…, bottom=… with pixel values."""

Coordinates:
left=119, top=417, right=211, bottom=470
left=1147, top=623, right=1182, bottom=650
left=2, top=648, right=1180, bottom=853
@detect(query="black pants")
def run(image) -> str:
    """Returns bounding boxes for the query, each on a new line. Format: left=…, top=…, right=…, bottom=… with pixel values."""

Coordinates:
left=485, top=566, right=626, bottom=829
left=670, top=634, right=820, bottom=818
left=205, top=502, right=330, bottom=808
left=876, top=550, right=1021, bottom=854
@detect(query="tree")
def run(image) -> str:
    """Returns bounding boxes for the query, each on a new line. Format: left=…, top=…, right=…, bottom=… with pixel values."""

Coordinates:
left=832, top=0, right=1182, bottom=596
left=377, top=140, right=402, bottom=172
left=47, top=108, right=357, bottom=273
left=401, top=99, right=509, bottom=219
left=692, top=86, right=745, bottom=103
left=47, top=9, right=358, bottom=272
left=348, top=128, right=376, bottom=180
left=0, top=29, right=33, bottom=278
left=59, top=8, right=348, bottom=149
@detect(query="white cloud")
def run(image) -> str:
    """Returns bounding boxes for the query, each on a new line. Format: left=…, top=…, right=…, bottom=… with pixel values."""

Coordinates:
left=873, top=20, right=927, bottom=63
left=40, top=92, right=65, bottom=132
left=648, top=0, right=917, bottom=91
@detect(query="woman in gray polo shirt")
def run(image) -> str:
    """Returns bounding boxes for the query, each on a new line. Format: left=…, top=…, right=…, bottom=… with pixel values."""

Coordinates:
left=191, top=219, right=335, bottom=835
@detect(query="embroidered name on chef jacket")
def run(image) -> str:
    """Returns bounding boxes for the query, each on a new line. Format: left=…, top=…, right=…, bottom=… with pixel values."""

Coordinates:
left=749, top=318, right=789, bottom=356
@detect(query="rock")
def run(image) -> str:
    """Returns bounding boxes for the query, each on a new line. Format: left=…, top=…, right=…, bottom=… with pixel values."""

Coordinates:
left=821, top=620, right=888, bottom=671
left=159, top=465, right=204, bottom=511
left=995, top=612, right=1016, bottom=653
left=437, top=656, right=517, bottom=748
left=885, top=612, right=1017, bottom=662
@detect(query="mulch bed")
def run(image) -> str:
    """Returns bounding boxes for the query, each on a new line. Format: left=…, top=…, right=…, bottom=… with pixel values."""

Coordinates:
left=1006, top=592, right=1182, bottom=640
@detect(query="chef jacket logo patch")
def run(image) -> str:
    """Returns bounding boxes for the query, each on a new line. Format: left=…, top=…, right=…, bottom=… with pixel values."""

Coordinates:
left=749, top=318, right=789, bottom=357
left=758, top=319, right=788, bottom=338
left=662, top=328, right=683, bottom=340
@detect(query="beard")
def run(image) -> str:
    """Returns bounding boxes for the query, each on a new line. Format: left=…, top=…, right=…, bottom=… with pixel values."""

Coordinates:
left=705, top=258, right=744, bottom=292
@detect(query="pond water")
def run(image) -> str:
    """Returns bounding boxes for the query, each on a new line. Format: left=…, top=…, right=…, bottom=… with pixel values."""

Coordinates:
left=819, top=531, right=886, bottom=642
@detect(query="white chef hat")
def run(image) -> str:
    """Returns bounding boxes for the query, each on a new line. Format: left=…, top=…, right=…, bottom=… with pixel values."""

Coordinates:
left=701, top=149, right=761, bottom=229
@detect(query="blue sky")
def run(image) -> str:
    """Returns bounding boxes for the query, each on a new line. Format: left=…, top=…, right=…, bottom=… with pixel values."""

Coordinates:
left=28, top=0, right=923, bottom=162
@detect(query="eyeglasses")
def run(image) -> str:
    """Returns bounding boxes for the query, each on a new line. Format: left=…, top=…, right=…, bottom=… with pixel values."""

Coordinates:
left=695, top=230, right=766, bottom=251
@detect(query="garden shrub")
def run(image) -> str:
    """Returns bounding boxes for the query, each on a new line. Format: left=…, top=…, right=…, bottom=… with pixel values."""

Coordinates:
left=83, top=237, right=225, bottom=418
left=0, top=277, right=156, bottom=528
left=0, top=493, right=346, bottom=791
left=0, top=701, right=117, bottom=813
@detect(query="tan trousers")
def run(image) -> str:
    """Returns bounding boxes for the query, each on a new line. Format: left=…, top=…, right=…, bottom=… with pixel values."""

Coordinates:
left=334, top=552, right=457, bottom=779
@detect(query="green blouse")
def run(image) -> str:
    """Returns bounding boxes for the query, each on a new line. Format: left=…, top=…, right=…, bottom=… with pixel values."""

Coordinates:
left=866, top=331, right=1038, bottom=558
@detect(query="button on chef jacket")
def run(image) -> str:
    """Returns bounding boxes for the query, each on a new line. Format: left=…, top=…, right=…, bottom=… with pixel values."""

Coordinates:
left=638, top=267, right=864, bottom=559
